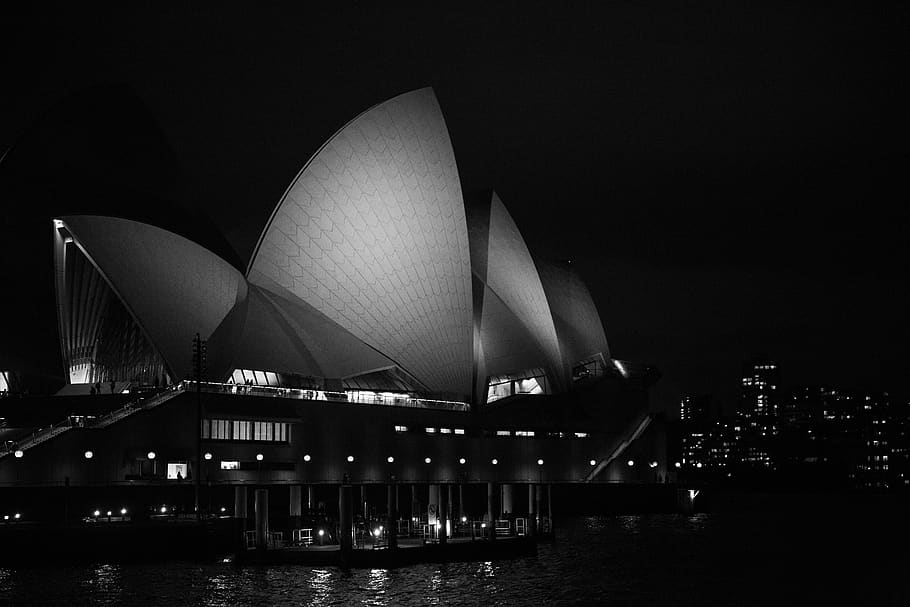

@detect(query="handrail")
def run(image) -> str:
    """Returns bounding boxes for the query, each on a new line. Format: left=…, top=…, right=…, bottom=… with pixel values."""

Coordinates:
left=186, top=380, right=470, bottom=412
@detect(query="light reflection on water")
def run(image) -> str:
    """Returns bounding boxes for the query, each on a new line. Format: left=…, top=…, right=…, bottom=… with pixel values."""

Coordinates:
left=1, top=511, right=908, bottom=606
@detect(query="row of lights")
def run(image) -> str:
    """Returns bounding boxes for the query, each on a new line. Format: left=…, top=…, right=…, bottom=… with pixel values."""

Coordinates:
left=92, top=508, right=128, bottom=517
left=17, top=449, right=664, bottom=470
left=3, top=513, right=22, bottom=520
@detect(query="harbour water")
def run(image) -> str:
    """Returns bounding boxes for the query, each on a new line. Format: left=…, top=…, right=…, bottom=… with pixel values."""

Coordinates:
left=2, top=493, right=907, bottom=605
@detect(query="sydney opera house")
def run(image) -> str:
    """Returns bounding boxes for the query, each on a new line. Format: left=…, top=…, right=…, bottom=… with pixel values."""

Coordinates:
left=0, top=88, right=664, bottom=527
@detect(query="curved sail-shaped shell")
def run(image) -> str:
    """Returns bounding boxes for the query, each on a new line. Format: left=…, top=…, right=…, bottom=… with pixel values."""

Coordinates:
left=247, top=88, right=472, bottom=397
left=56, top=216, right=247, bottom=381
left=537, top=260, right=610, bottom=375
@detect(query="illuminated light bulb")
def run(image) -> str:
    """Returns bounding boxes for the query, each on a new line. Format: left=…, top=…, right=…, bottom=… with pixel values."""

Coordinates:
left=387, top=456, right=395, bottom=463
left=347, top=455, right=354, bottom=463
left=204, top=452, right=212, bottom=460
left=147, top=451, right=156, bottom=460
left=590, top=459, right=597, bottom=466
left=13, top=450, right=23, bottom=458
left=256, top=453, right=264, bottom=461
left=491, top=458, right=498, bottom=465
left=627, top=460, right=634, bottom=467
left=459, top=458, right=466, bottom=465
left=537, top=459, right=544, bottom=466
left=120, top=508, right=127, bottom=515
left=303, top=454, right=311, bottom=462
left=84, top=451, right=94, bottom=459
left=424, top=457, right=432, bottom=464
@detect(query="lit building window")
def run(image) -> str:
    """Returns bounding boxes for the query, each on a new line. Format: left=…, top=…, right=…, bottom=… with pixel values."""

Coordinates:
left=425, top=427, right=436, bottom=434
left=574, top=432, right=589, bottom=438
left=454, top=428, right=465, bottom=435
left=515, top=430, right=535, bottom=437
left=203, top=419, right=289, bottom=443
left=220, top=460, right=239, bottom=470
left=394, top=425, right=408, bottom=432
left=167, top=462, right=188, bottom=479
left=496, top=430, right=511, bottom=436
left=440, top=428, right=452, bottom=434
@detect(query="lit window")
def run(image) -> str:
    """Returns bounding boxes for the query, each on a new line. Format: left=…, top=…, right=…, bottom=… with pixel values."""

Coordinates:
left=515, top=430, right=535, bottom=437
left=440, top=428, right=452, bottom=434
left=496, top=430, right=511, bottom=436
left=574, top=432, right=589, bottom=438
left=167, top=462, right=188, bottom=480
left=220, top=461, right=240, bottom=470
left=454, top=428, right=465, bottom=435
left=394, top=425, right=408, bottom=432
left=425, top=427, right=436, bottom=434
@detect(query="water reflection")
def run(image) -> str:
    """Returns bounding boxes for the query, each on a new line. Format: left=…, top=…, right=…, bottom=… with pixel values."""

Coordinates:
left=362, top=568, right=389, bottom=606
left=78, top=563, right=122, bottom=606
left=308, top=568, right=333, bottom=607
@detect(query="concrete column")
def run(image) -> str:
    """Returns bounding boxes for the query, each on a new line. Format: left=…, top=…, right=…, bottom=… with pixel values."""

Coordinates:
left=254, top=489, right=269, bottom=550
left=535, top=482, right=543, bottom=532
left=528, top=484, right=536, bottom=537
left=307, top=485, right=315, bottom=511
left=547, top=484, right=553, bottom=534
left=339, top=484, right=353, bottom=554
left=387, top=483, right=397, bottom=550
left=234, top=485, right=248, bottom=519
left=438, top=484, right=448, bottom=545
left=360, top=484, right=367, bottom=519
left=501, top=483, right=514, bottom=516
left=289, top=484, right=302, bottom=529
left=458, top=483, right=465, bottom=521
left=428, top=483, right=439, bottom=539
left=486, top=481, right=496, bottom=541
left=411, top=484, right=418, bottom=521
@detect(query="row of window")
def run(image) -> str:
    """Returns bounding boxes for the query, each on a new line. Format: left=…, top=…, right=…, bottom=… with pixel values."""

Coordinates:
left=395, top=426, right=589, bottom=439
left=201, top=419, right=290, bottom=442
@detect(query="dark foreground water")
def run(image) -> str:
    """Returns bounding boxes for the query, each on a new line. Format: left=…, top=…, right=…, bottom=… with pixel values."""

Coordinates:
left=2, top=496, right=908, bottom=606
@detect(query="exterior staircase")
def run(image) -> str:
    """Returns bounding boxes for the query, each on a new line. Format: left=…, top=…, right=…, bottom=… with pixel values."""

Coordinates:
left=0, top=383, right=187, bottom=459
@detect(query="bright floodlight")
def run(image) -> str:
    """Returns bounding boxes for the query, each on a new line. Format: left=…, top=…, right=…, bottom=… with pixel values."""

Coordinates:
left=627, top=460, right=634, bottom=467
left=649, top=461, right=658, bottom=468
left=256, top=453, right=264, bottom=461
left=160, top=506, right=167, bottom=513
left=303, top=454, right=311, bottom=462
left=387, top=456, right=395, bottom=463
left=491, top=458, right=498, bottom=465
left=537, top=459, right=544, bottom=466
left=220, top=507, right=226, bottom=513
left=318, top=529, right=325, bottom=537
left=373, top=529, right=381, bottom=537
left=147, top=451, right=156, bottom=460
left=93, top=510, right=100, bottom=517
left=589, top=459, right=597, bottom=466
left=84, top=450, right=94, bottom=459
left=106, top=511, right=112, bottom=516
left=13, top=450, right=23, bottom=458
left=347, top=455, right=354, bottom=463
left=14, top=513, right=21, bottom=519
left=674, top=462, right=682, bottom=469
left=424, top=457, right=432, bottom=464
left=204, top=452, right=212, bottom=460
left=120, top=508, right=127, bottom=515
left=2, top=515, right=8, bottom=520
left=461, top=516, right=467, bottom=523
left=459, top=458, right=466, bottom=465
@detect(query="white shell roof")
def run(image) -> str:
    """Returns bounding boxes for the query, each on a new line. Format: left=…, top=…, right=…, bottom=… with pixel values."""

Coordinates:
left=61, top=216, right=247, bottom=380
left=247, top=88, right=473, bottom=397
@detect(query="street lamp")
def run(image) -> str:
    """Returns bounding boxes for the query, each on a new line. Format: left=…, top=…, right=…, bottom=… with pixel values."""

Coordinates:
left=84, top=451, right=94, bottom=459
left=13, top=450, right=23, bottom=458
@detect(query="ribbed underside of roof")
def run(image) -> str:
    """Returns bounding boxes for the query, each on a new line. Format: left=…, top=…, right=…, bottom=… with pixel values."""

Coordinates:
left=59, top=216, right=247, bottom=381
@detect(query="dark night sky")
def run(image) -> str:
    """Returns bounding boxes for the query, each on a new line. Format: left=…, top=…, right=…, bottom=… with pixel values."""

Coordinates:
left=1, top=3, right=906, bottom=414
